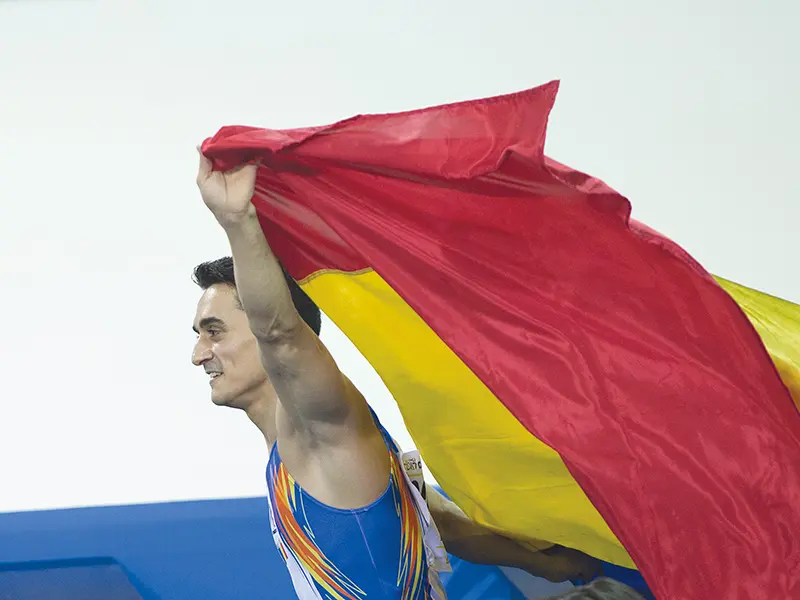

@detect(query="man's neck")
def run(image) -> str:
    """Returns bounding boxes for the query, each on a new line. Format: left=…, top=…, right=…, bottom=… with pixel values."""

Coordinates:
left=244, top=390, right=279, bottom=448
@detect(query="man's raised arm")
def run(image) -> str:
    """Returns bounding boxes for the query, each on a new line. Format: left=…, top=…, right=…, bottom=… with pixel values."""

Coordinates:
left=195, top=151, right=357, bottom=436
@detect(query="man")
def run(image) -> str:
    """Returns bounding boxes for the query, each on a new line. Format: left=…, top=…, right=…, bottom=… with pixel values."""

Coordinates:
left=191, top=150, right=601, bottom=598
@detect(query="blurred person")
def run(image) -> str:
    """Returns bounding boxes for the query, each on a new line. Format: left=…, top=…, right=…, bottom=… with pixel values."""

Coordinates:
left=543, top=578, right=645, bottom=600
left=190, top=152, right=602, bottom=598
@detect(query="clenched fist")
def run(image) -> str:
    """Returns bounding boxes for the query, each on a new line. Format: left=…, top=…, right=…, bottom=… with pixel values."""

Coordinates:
left=196, top=147, right=259, bottom=227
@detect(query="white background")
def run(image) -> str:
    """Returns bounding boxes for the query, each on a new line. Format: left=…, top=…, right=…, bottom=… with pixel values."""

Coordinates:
left=0, top=0, right=797, bottom=514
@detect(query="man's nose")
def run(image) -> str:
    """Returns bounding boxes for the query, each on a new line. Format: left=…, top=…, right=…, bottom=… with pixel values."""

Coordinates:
left=192, top=340, right=212, bottom=366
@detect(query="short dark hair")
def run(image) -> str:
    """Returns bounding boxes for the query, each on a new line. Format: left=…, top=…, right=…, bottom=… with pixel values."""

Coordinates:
left=543, top=578, right=644, bottom=600
left=192, top=257, right=322, bottom=336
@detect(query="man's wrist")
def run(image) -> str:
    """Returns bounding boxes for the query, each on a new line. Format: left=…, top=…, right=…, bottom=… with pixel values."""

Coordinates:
left=217, top=205, right=259, bottom=233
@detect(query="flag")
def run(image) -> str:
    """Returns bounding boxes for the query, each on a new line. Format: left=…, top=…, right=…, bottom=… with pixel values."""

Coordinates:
left=201, top=81, right=800, bottom=599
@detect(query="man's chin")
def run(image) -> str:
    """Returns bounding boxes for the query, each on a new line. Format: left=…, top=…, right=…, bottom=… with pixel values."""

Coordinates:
left=210, top=393, right=234, bottom=407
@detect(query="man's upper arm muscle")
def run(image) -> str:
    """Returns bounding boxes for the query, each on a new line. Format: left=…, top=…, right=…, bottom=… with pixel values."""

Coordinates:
left=259, top=323, right=368, bottom=439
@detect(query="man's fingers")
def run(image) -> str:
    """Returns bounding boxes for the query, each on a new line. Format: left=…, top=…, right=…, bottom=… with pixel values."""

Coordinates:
left=196, top=145, right=213, bottom=182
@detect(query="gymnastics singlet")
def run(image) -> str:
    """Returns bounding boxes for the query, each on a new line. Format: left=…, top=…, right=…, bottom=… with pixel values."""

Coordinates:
left=266, top=412, right=450, bottom=599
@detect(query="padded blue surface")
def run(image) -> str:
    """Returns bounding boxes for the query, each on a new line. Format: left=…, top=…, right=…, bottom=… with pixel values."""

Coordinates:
left=0, top=496, right=527, bottom=599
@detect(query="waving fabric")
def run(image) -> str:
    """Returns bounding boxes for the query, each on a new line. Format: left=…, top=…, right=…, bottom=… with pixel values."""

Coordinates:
left=201, top=81, right=800, bottom=600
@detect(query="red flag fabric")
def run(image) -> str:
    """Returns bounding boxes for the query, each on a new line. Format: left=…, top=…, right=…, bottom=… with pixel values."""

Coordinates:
left=202, top=81, right=800, bottom=599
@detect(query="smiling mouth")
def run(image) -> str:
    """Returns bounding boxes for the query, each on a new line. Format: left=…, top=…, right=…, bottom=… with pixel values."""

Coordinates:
left=207, top=372, right=222, bottom=384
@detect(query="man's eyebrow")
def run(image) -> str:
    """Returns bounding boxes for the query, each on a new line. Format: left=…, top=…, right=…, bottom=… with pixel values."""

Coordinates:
left=192, top=317, right=225, bottom=334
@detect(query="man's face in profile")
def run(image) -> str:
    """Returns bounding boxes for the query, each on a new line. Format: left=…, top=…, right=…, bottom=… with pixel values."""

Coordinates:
left=191, top=283, right=270, bottom=409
